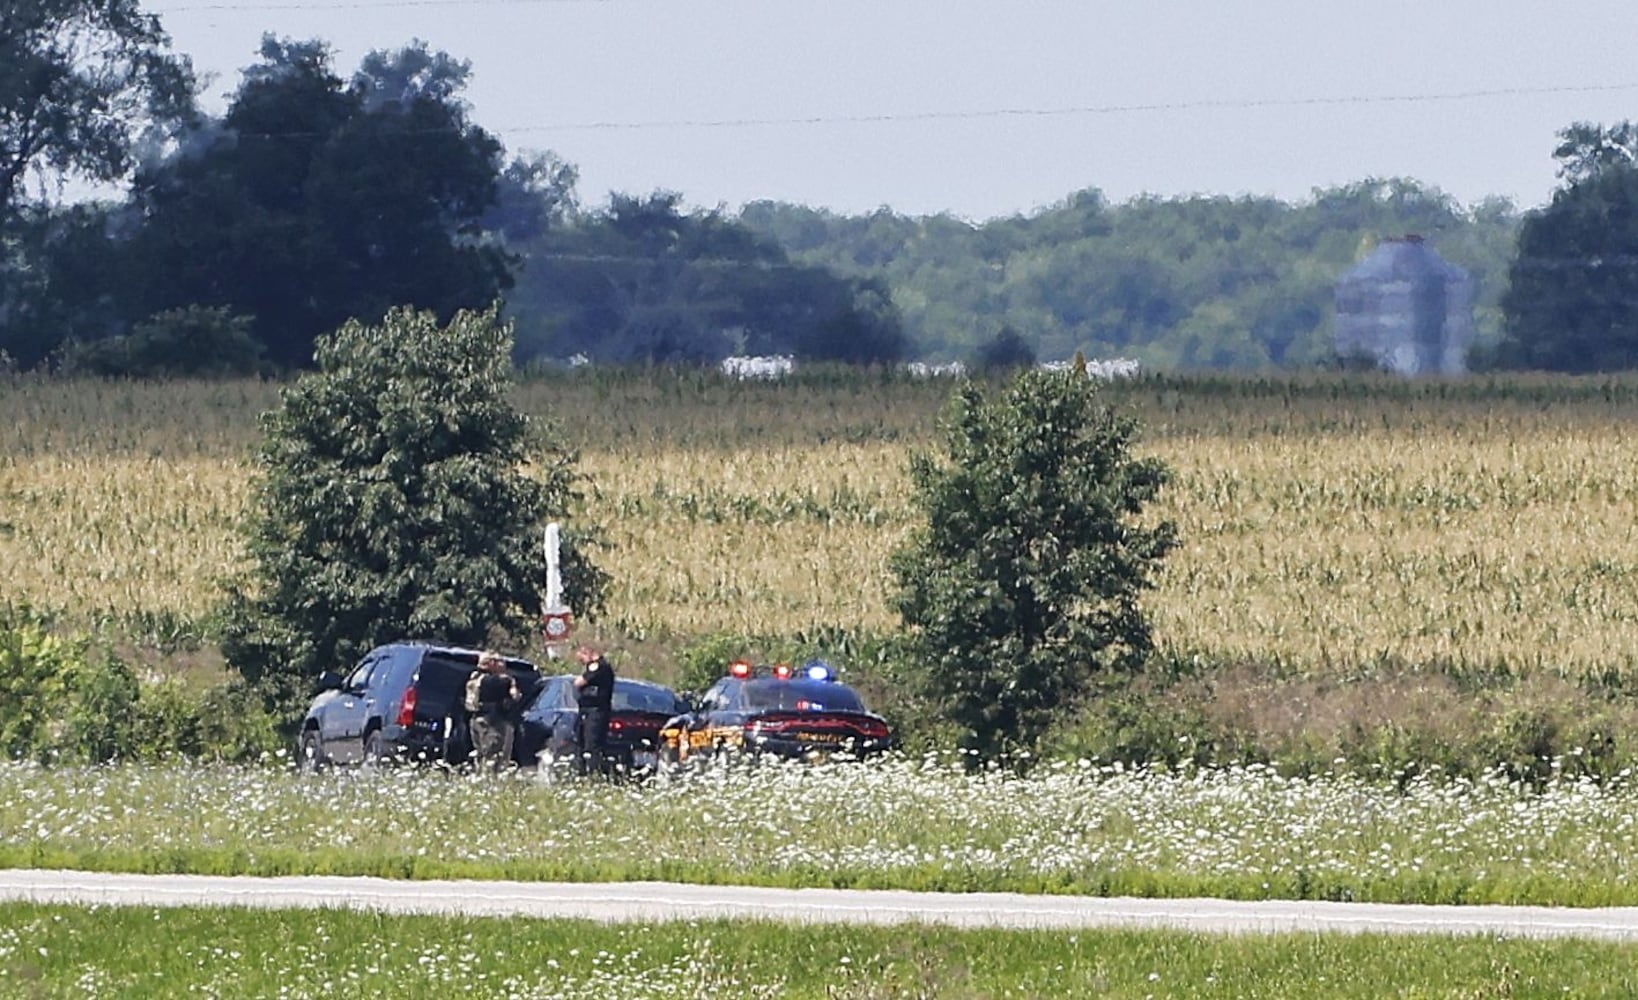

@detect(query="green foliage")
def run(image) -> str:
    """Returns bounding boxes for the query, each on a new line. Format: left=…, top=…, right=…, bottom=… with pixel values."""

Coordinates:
left=220, top=305, right=608, bottom=714
left=1494, top=121, right=1638, bottom=372
left=505, top=192, right=909, bottom=366
left=57, top=306, right=264, bottom=377
left=0, top=603, right=136, bottom=762
left=107, top=37, right=507, bottom=370
left=130, top=677, right=284, bottom=761
left=891, top=370, right=1178, bottom=761
left=0, top=603, right=276, bottom=763
left=0, top=0, right=194, bottom=224
left=739, top=180, right=1520, bottom=369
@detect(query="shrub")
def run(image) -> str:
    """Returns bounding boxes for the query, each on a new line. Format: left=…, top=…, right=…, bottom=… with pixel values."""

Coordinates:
left=0, top=604, right=135, bottom=763
left=57, top=306, right=265, bottom=378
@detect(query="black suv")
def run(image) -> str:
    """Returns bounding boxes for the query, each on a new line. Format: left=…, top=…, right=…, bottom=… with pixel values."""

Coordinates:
left=297, top=642, right=540, bottom=770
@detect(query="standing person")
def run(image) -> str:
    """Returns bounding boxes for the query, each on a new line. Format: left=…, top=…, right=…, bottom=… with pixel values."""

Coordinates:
left=572, top=645, right=615, bottom=776
left=465, top=650, right=521, bottom=774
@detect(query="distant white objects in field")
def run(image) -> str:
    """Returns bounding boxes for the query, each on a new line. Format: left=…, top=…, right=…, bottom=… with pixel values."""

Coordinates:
left=905, top=361, right=967, bottom=377
left=567, top=353, right=590, bottom=368
left=1039, top=358, right=1143, bottom=379
left=721, top=355, right=796, bottom=379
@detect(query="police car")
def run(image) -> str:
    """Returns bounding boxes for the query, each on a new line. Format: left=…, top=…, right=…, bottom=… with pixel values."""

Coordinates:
left=658, top=659, right=896, bottom=764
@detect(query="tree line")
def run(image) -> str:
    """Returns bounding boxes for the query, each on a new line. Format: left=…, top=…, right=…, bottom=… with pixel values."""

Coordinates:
left=0, top=0, right=1633, bottom=374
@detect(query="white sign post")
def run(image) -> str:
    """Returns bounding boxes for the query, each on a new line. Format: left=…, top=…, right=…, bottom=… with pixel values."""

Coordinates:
left=541, top=521, right=573, bottom=654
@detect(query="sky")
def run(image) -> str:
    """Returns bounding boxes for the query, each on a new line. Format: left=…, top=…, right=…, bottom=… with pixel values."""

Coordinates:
left=143, top=0, right=1638, bottom=221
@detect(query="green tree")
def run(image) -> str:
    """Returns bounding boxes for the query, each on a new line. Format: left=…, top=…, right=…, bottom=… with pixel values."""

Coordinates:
left=890, top=368, right=1177, bottom=762
left=220, top=305, right=607, bottom=712
left=0, top=0, right=194, bottom=224
left=115, top=36, right=510, bottom=369
left=1495, top=122, right=1638, bottom=372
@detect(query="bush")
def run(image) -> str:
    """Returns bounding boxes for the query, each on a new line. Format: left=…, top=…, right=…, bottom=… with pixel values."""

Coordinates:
left=0, top=603, right=282, bottom=764
left=57, top=305, right=265, bottom=378
left=0, top=604, right=134, bottom=762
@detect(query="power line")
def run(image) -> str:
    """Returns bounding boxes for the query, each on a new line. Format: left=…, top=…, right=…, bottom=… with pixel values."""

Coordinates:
left=212, top=82, right=1638, bottom=138
left=501, top=84, right=1638, bottom=133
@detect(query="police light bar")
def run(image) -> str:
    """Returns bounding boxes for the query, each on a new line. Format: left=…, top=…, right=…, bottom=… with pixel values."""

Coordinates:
left=773, top=663, right=793, bottom=680
left=804, top=660, right=834, bottom=681
left=729, top=660, right=754, bottom=679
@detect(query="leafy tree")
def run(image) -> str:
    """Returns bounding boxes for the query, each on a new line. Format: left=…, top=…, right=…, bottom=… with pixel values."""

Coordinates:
left=220, top=305, right=607, bottom=712
left=482, top=151, right=580, bottom=248
left=1495, top=122, right=1638, bottom=372
left=890, top=367, right=1177, bottom=762
left=114, top=37, right=510, bottom=368
left=0, top=0, right=194, bottom=224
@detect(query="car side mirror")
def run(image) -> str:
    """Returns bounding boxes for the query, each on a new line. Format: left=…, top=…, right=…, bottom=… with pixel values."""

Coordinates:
left=316, top=670, right=345, bottom=693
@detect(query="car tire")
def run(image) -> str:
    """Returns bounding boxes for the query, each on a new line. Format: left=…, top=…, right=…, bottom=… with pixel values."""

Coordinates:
left=362, top=730, right=389, bottom=769
left=538, top=743, right=573, bottom=784
left=297, top=731, right=327, bottom=773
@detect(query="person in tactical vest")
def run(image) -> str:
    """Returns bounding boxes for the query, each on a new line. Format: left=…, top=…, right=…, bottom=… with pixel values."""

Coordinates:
left=572, top=645, right=615, bottom=776
left=466, top=650, right=522, bottom=773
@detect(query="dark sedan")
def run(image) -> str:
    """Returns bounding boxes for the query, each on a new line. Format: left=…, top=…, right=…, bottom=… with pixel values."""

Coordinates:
left=517, top=675, right=691, bottom=777
left=658, top=660, right=896, bottom=765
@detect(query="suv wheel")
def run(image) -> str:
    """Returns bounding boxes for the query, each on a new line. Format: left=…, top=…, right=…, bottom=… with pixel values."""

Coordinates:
left=362, top=730, right=389, bottom=769
left=297, top=731, right=327, bottom=773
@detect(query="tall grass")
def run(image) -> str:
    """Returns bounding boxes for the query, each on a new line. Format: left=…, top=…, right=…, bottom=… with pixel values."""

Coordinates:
left=7, top=756, right=1638, bottom=906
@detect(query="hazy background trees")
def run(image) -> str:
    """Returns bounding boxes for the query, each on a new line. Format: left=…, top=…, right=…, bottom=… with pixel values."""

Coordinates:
left=11, top=8, right=1638, bottom=376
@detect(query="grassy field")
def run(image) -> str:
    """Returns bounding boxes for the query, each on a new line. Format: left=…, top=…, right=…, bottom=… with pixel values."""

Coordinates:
left=6, top=757, right=1638, bottom=907
left=4, top=901, right=1635, bottom=998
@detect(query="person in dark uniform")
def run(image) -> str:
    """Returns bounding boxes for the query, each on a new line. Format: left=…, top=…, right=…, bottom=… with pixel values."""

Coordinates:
left=572, top=645, right=615, bottom=776
left=465, top=650, right=522, bottom=773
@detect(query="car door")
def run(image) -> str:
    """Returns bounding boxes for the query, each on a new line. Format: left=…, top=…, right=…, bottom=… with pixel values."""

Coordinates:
left=692, top=679, right=738, bottom=755
left=321, top=653, right=381, bottom=764
left=531, top=677, right=578, bottom=759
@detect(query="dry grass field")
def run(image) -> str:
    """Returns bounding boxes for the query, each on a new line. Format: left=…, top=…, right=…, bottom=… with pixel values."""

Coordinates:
left=7, top=370, right=1638, bottom=693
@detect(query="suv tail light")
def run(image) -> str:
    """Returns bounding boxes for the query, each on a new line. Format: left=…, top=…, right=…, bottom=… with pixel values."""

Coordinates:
left=397, top=685, right=419, bottom=727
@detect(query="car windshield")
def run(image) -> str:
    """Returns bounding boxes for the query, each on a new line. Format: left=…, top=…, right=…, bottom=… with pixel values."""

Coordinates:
left=742, top=680, right=866, bottom=713
left=611, top=680, right=682, bottom=713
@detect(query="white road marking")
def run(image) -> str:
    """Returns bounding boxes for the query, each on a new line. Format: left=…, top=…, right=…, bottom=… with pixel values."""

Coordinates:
left=3, top=870, right=1637, bottom=940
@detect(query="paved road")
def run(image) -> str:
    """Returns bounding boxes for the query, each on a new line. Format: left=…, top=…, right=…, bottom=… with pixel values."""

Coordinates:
left=4, top=869, right=1638, bottom=941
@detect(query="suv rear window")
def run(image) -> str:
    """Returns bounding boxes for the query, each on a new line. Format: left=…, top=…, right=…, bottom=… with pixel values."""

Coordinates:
left=417, top=652, right=539, bottom=715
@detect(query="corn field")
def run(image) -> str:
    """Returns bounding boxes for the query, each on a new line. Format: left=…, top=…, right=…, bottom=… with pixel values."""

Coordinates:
left=6, top=371, right=1638, bottom=681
